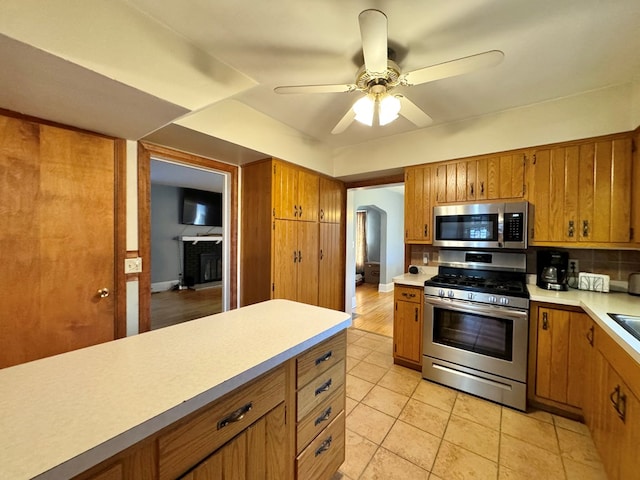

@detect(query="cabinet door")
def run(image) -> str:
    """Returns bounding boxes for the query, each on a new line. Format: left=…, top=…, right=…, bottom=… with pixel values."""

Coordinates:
left=297, top=170, right=319, bottom=222
left=319, top=177, right=343, bottom=224
left=272, top=220, right=298, bottom=300
left=404, top=166, right=432, bottom=242
left=619, top=386, right=640, bottom=480
left=273, top=161, right=298, bottom=220
left=393, top=300, right=422, bottom=364
left=535, top=308, right=571, bottom=403
left=296, top=221, right=319, bottom=305
left=578, top=138, right=632, bottom=243
left=318, top=223, right=343, bottom=310
left=566, top=312, right=591, bottom=408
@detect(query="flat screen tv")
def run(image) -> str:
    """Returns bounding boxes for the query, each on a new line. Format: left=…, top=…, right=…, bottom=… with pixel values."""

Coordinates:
left=181, top=188, right=222, bottom=227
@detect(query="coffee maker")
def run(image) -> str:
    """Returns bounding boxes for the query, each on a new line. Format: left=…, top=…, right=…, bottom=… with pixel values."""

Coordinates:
left=537, top=250, right=569, bottom=291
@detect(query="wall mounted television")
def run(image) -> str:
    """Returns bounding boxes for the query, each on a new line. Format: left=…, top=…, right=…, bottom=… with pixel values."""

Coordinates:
left=181, top=188, right=222, bottom=227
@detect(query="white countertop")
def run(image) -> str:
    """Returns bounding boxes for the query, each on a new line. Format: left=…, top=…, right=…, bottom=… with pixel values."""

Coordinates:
left=0, top=300, right=351, bottom=480
left=393, top=272, right=640, bottom=364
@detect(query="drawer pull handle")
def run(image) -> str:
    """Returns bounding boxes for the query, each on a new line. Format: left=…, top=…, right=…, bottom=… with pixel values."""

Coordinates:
left=315, top=351, right=333, bottom=365
left=586, top=325, right=594, bottom=347
left=217, top=402, right=253, bottom=430
left=315, top=435, right=333, bottom=457
left=314, top=407, right=332, bottom=426
left=315, top=378, right=332, bottom=396
left=402, top=292, right=416, bottom=298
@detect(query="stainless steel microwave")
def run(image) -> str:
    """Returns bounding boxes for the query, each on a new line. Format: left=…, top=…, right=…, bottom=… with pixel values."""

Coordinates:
left=433, top=201, right=528, bottom=249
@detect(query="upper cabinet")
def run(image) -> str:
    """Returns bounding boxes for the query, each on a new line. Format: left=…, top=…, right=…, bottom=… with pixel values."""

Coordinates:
left=527, top=134, right=633, bottom=246
left=319, top=177, right=344, bottom=224
left=273, top=159, right=319, bottom=222
left=404, top=165, right=435, bottom=243
left=434, top=153, right=526, bottom=204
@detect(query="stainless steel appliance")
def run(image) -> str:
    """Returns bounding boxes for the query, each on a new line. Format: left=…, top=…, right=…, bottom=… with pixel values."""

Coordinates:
left=433, top=201, right=528, bottom=249
left=628, top=273, right=640, bottom=296
left=536, top=250, right=568, bottom=291
left=423, top=250, right=529, bottom=411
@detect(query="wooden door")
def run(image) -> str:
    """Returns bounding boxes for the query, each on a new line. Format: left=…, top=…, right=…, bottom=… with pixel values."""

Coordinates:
left=535, top=308, right=570, bottom=403
left=181, top=430, right=247, bottom=480
left=319, top=177, right=342, bottom=224
left=296, top=221, right=319, bottom=305
left=296, top=170, right=319, bottom=222
left=566, top=312, right=590, bottom=408
left=273, top=160, right=297, bottom=220
left=466, top=160, right=477, bottom=200
left=272, top=219, right=297, bottom=301
left=318, top=223, right=342, bottom=310
left=393, top=300, right=421, bottom=363
left=434, top=164, right=447, bottom=203
left=475, top=158, right=488, bottom=200
left=0, top=116, right=118, bottom=368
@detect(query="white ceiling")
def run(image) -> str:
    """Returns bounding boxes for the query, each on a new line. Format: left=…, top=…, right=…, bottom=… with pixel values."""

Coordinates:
left=1, top=1, right=639, bottom=172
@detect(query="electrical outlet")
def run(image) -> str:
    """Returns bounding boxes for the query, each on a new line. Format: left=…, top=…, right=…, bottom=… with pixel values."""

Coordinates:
left=569, top=259, right=579, bottom=273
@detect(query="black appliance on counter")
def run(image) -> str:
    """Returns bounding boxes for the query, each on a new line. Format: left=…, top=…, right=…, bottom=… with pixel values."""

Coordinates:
left=536, top=250, right=569, bottom=291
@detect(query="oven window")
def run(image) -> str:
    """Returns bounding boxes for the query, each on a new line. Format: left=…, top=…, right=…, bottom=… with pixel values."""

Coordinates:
left=432, top=308, right=513, bottom=361
left=436, top=214, right=498, bottom=241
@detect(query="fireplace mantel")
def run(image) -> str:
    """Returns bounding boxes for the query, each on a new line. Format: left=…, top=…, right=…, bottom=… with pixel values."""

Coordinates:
left=181, top=235, right=222, bottom=245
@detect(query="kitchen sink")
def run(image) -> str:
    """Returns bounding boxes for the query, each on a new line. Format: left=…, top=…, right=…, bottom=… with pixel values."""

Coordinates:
left=608, top=313, right=640, bottom=342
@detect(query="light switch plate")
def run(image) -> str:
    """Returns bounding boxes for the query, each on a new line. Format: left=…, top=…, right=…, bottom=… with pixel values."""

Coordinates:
left=124, top=257, right=142, bottom=274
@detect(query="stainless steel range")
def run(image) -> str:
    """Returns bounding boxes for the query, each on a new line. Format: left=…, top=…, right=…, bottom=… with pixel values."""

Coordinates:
left=422, top=250, right=529, bottom=411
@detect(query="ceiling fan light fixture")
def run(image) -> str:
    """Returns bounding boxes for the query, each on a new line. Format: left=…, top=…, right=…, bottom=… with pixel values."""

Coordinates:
left=378, top=94, right=401, bottom=125
left=353, top=95, right=375, bottom=126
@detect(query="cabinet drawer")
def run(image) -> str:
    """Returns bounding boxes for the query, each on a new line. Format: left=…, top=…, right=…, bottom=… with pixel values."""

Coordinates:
left=394, top=285, right=422, bottom=303
left=296, top=412, right=345, bottom=480
left=297, top=384, right=345, bottom=455
left=297, top=360, right=345, bottom=422
left=297, top=332, right=346, bottom=388
left=158, top=366, right=285, bottom=480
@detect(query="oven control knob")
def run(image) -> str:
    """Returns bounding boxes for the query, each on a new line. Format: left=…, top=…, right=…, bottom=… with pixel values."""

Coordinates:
left=489, top=295, right=497, bottom=303
left=499, top=297, right=509, bottom=305
left=438, top=289, right=445, bottom=297
left=447, top=290, right=455, bottom=298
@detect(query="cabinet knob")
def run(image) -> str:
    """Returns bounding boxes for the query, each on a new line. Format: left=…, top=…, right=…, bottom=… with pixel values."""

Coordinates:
left=583, top=220, right=589, bottom=237
left=568, top=220, right=575, bottom=238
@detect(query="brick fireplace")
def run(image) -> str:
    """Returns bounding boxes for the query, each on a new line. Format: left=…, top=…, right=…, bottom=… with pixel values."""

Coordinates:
left=183, top=240, right=222, bottom=287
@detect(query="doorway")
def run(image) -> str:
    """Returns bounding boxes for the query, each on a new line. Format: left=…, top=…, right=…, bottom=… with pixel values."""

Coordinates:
left=138, top=143, right=239, bottom=333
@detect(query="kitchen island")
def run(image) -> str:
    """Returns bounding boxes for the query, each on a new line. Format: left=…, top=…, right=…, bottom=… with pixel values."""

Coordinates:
left=0, top=299, right=351, bottom=479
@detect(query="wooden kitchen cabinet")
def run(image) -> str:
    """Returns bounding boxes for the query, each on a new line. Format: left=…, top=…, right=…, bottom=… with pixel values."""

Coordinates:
left=528, top=134, right=633, bottom=246
left=530, top=304, right=591, bottom=412
left=393, top=285, right=423, bottom=370
left=240, top=158, right=345, bottom=309
left=404, top=164, right=434, bottom=243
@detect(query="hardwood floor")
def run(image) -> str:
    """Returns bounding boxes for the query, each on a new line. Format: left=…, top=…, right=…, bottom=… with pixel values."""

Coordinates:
left=150, top=285, right=222, bottom=330
left=352, top=283, right=394, bottom=337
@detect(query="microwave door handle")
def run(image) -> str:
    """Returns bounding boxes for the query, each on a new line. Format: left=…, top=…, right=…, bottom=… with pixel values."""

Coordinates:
left=497, top=207, right=505, bottom=248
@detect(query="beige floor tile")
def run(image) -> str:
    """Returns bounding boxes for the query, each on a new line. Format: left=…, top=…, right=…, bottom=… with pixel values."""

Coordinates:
left=444, top=414, right=500, bottom=462
left=346, top=403, right=396, bottom=444
left=345, top=396, right=358, bottom=416
left=525, top=408, right=554, bottom=424
left=389, top=363, right=422, bottom=379
left=339, top=429, right=379, bottom=480
left=556, top=427, right=603, bottom=470
left=563, top=456, right=608, bottom=480
left=501, top=408, right=559, bottom=453
left=500, top=433, right=565, bottom=479
left=452, top=393, right=502, bottom=430
left=354, top=335, right=387, bottom=351
left=382, top=420, right=441, bottom=471
left=346, top=344, right=375, bottom=360
left=347, top=328, right=366, bottom=343
left=363, top=350, right=395, bottom=369
left=362, top=385, right=409, bottom=418
left=553, top=415, right=590, bottom=436
left=346, top=374, right=375, bottom=402
left=349, top=361, right=389, bottom=384
left=360, top=447, right=430, bottom=480
left=399, top=398, right=450, bottom=437
left=429, top=475, right=444, bottom=480
left=378, top=369, right=421, bottom=397
left=331, top=471, right=355, bottom=480
left=346, top=356, right=360, bottom=373
left=432, top=440, right=498, bottom=480
left=412, top=380, right=458, bottom=413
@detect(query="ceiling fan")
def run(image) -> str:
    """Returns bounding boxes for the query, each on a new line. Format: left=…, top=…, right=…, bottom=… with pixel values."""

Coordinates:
left=274, top=9, right=504, bottom=134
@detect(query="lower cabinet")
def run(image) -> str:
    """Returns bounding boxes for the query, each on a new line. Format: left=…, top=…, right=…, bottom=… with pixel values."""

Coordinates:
left=75, top=333, right=348, bottom=480
left=393, top=285, right=423, bottom=370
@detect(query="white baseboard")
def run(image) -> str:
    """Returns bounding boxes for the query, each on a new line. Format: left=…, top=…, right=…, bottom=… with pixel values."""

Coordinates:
left=378, top=282, right=394, bottom=293
left=151, top=280, right=179, bottom=293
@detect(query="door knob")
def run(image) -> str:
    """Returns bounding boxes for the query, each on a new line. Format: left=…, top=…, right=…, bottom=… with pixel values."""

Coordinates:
left=97, top=288, right=110, bottom=298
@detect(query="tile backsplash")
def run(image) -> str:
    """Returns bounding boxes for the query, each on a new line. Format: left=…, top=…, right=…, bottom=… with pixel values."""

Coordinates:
left=409, top=245, right=640, bottom=282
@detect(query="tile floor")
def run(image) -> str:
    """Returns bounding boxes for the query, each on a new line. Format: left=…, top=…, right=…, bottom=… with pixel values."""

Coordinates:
left=333, top=328, right=608, bottom=480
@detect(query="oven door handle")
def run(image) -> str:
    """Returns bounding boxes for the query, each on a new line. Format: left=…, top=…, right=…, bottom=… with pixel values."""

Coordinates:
left=424, top=296, right=528, bottom=322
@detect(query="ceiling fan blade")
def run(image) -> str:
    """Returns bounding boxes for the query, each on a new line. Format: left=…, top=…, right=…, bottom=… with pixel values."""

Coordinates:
left=274, top=83, right=357, bottom=94
left=331, top=107, right=356, bottom=134
left=359, top=9, right=388, bottom=75
left=402, top=50, right=504, bottom=86
left=396, top=95, right=433, bottom=127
